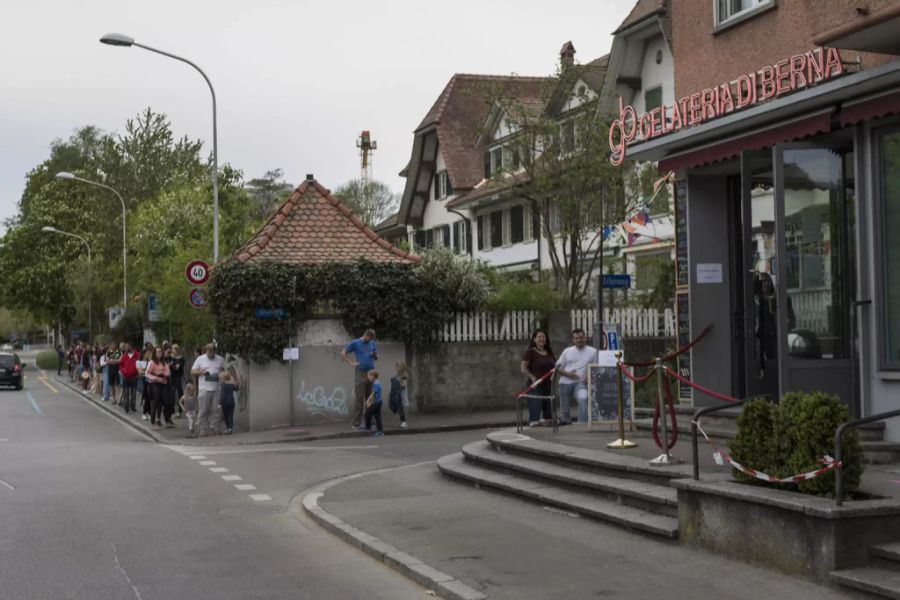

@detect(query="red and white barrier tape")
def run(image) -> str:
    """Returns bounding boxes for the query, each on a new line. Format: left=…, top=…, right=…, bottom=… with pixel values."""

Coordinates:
left=517, top=368, right=556, bottom=399
left=692, top=419, right=842, bottom=483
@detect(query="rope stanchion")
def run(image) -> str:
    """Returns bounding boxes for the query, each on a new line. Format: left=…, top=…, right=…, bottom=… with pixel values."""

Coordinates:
left=665, top=367, right=739, bottom=403
left=693, top=419, right=842, bottom=483
left=651, top=367, right=677, bottom=452
left=623, top=324, right=713, bottom=368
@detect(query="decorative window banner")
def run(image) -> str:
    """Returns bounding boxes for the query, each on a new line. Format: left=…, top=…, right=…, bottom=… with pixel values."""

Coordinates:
left=587, top=359, right=635, bottom=428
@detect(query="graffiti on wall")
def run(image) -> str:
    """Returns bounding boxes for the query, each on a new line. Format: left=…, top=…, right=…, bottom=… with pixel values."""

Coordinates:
left=297, top=380, right=349, bottom=420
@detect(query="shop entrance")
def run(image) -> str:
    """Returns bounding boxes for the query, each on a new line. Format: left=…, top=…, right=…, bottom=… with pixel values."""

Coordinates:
left=730, top=144, right=857, bottom=405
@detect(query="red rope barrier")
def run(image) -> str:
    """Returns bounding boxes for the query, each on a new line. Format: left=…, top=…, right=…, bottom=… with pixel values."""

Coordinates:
left=651, top=369, right=678, bottom=450
left=665, top=367, right=739, bottom=403
left=618, top=363, right=656, bottom=383
left=623, top=324, right=713, bottom=368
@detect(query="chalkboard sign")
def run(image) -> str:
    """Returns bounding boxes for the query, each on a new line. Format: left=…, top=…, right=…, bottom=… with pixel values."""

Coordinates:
left=676, top=290, right=692, bottom=400
left=675, top=179, right=689, bottom=289
left=588, top=358, right=634, bottom=426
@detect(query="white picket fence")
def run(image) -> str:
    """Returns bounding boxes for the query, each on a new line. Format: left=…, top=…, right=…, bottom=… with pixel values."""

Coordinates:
left=437, top=310, right=539, bottom=342
left=571, top=307, right=676, bottom=338
left=436, top=308, right=674, bottom=342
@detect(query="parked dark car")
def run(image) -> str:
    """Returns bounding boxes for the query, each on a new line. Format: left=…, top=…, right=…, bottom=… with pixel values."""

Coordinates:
left=0, top=353, right=24, bottom=390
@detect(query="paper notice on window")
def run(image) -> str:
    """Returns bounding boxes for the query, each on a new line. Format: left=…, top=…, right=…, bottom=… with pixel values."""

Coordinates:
left=696, top=263, right=723, bottom=284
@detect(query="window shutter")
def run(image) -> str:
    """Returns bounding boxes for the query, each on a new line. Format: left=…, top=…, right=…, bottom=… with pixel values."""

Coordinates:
left=442, top=224, right=451, bottom=248
left=434, top=172, right=441, bottom=199
left=511, top=205, right=524, bottom=244
left=445, top=173, right=453, bottom=196
left=483, top=152, right=491, bottom=179
left=477, top=216, right=485, bottom=251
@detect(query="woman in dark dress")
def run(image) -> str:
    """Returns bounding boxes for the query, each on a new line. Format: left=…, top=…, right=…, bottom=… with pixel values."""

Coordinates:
left=520, top=329, right=556, bottom=427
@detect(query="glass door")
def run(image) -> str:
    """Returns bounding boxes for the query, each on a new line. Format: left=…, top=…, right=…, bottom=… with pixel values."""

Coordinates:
left=773, top=145, right=856, bottom=405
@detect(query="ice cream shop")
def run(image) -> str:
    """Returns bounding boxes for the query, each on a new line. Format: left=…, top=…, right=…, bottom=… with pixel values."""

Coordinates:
left=617, top=1, right=900, bottom=441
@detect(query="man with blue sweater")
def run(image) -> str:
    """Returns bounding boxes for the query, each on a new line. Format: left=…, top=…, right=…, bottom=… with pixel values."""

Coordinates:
left=341, top=328, right=378, bottom=429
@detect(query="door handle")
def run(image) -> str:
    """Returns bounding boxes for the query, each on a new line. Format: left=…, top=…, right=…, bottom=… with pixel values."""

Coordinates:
left=854, top=299, right=872, bottom=307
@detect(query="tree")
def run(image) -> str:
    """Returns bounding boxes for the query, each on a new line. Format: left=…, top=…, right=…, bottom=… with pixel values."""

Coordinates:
left=246, top=169, right=294, bottom=217
left=485, top=74, right=640, bottom=307
left=333, top=179, right=397, bottom=226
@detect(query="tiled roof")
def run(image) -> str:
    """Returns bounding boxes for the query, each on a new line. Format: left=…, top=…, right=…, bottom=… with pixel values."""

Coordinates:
left=233, top=179, right=420, bottom=265
left=417, top=74, right=548, bottom=190
left=614, top=0, right=666, bottom=34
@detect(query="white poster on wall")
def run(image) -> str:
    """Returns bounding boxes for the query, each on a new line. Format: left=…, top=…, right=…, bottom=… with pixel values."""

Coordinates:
left=696, top=263, right=723, bottom=284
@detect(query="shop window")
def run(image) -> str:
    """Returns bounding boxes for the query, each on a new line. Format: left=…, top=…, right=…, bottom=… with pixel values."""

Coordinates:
left=490, top=210, right=504, bottom=248
left=879, top=130, right=900, bottom=367
left=715, top=0, right=775, bottom=28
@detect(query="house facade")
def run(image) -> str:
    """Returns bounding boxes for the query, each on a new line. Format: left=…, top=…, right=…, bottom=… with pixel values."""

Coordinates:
left=621, top=0, right=900, bottom=440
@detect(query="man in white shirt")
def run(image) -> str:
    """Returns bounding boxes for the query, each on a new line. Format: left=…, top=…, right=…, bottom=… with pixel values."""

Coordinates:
left=190, top=343, right=226, bottom=437
left=555, top=328, right=597, bottom=424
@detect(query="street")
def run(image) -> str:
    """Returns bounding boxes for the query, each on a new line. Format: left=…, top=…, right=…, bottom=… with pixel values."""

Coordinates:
left=0, top=366, right=463, bottom=600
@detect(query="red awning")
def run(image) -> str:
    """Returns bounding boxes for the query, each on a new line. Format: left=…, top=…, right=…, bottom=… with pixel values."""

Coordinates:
left=840, top=90, right=900, bottom=127
left=658, top=111, right=833, bottom=174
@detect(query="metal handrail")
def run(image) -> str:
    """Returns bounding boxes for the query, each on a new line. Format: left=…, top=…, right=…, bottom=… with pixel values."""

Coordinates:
left=691, top=399, right=750, bottom=480
left=834, top=408, right=900, bottom=506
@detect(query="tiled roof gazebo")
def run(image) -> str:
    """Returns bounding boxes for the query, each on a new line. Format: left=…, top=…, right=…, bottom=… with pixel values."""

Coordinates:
left=234, top=175, right=419, bottom=265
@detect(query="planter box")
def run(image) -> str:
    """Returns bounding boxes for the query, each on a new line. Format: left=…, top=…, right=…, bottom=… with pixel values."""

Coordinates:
left=672, top=478, right=900, bottom=582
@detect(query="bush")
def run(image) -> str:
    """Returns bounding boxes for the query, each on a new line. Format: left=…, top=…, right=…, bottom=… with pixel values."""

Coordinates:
left=486, top=279, right=561, bottom=314
left=729, top=392, right=863, bottom=496
left=36, top=350, right=59, bottom=371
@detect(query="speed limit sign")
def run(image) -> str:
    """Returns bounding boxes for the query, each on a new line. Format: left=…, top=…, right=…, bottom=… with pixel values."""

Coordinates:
left=185, top=260, right=210, bottom=285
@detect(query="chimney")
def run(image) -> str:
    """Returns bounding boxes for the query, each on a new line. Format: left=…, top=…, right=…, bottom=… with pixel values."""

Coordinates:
left=306, top=174, right=315, bottom=182
left=560, top=41, right=576, bottom=71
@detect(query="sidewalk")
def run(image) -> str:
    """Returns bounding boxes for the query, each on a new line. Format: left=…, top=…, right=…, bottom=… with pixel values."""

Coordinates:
left=52, top=374, right=517, bottom=446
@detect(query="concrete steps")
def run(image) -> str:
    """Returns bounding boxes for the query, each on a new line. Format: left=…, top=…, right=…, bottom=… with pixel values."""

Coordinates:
left=437, top=431, right=686, bottom=539
left=832, top=542, right=900, bottom=598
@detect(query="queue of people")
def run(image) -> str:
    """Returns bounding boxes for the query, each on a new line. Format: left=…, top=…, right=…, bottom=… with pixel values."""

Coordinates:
left=62, top=340, right=237, bottom=437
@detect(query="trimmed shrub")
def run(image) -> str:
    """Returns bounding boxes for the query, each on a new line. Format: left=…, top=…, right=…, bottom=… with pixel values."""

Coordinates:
left=486, top=280, right=561, bottom=314
left=728, top=392, right=863, bottom=496
left=36, top=350, right=59, bottom=371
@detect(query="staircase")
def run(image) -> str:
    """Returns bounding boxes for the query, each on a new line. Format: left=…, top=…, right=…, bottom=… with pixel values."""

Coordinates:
left=634, top=406, right=900, bottom=464
left=832, top=543, right=900, bottom=598
left=437, top=431, right=691, bottom=539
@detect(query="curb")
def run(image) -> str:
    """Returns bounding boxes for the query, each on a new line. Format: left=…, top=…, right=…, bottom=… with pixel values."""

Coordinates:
left=52, top=375, right=162, bottom=443
left=52, top=374, right=514, bottom=447
left=296, top=464, right=488, bottom=600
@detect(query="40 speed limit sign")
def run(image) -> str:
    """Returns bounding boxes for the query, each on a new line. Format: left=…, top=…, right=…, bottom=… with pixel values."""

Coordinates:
left=185, top=260, right=210, bottom=286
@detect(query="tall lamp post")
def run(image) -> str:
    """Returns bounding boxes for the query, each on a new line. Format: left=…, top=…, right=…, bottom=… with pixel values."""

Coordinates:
left=43, top=226, right=92, bottom=341
left=56, top=172, right=127, bottom=309
left=99, top=32, right=219, bottom=264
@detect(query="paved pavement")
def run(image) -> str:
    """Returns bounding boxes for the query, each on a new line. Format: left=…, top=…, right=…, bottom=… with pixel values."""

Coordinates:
left=50, top=371, right=516, bottom=446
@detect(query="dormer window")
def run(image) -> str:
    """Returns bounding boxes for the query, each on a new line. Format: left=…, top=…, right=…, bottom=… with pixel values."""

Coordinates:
left=433, top=170, right=453, bottom=200
left=483, top=146, right=506, bottom=178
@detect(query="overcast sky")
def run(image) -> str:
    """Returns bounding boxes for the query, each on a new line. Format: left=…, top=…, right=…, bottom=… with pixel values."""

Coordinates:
left=0, top=1, right=633, bottom=232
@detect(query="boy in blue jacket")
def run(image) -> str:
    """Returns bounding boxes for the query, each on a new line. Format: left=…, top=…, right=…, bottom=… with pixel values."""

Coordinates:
left=364, top=370, right=384, bottom=437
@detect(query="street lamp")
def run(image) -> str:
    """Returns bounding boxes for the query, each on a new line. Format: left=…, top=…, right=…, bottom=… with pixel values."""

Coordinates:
left=43, top=226, right=92, bottom=341
left=100, top=32, right=220, bottom=264
left=56, top=172, right=127, bottom=309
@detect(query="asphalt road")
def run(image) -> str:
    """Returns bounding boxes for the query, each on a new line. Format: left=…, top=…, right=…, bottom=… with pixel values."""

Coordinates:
left=0, top=366, right=480, bottom=600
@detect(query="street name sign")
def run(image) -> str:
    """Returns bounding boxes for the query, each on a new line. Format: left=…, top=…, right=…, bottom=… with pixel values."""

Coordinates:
left=602, top=274, right=631, bottom=289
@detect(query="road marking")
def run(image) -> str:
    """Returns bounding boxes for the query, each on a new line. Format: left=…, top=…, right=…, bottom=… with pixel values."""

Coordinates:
left=235, top=483, right=256, bottom=490
left=209, top=467, right=228, bottom=473
left=26, top=392, right=42, bottom=415
left=177, top=444, right=380, bottom=456
left=111, top=543, right=143, bottom=600
left=249, top=494, right=272, bottom=502
left=37, top=376, right=58, bottom=394
left=189, top=455, right=206, bottom=460
left=0, top=479, right=15, bottom=491
left=198, top=460, right=216, bottom=466
left=222, top=475, right=242, bottom=482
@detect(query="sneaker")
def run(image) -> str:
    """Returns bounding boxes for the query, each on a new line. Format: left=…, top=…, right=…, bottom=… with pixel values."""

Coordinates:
left=528, top=421, right=539, bottom=428
left=400, top=422, right=408, bottom=429
left=351, top=424, right=364, bottom=431
left=225, top=429, right=233, bottom=435
left=141, top=414, right=149, bottom=421
left=373, top=431, right=384, bottom=437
